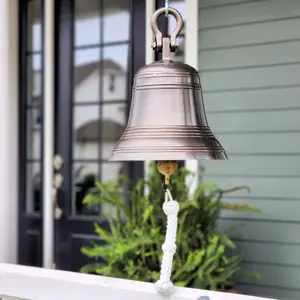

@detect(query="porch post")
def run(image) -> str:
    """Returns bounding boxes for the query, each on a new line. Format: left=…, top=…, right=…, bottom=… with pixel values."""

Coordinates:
left=0, top=0, right=19, bottom=263
left=43, top=0, right=55, bottom=269
left=185, top=0, right=199, bottom=195
left=144, top=0, right=155, bottom=188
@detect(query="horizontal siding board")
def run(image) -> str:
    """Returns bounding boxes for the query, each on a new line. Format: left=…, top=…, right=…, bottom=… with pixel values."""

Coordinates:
left=240, top=263, right=300, bottom=290
left=199, top=40, right=300, bottom=70
left=203, top=87, right=300, bottom=112
left=234, top=241, right=300, bottom=266
left=199, top=1, right=300, bottom=28
left=200, top=64, right=300, bottom=91
left=218, top=219, right=300, bottom=243
left=199, top=0, right=259, bottom=8
left=238, top=284, right=300, bottom=299
left=204, top=176, right=300, bottom=198
left=199, top=18, right=300, bottom=50
left=221, top=198, right=300, bottom=222
left=201, top=156, right=300, bottom=176
left=208, top=110, right=300, bottom=133
left=216, top=132, right=300, bottom=154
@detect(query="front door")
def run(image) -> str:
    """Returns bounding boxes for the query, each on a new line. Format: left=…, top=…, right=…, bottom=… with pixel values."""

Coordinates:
left=18, top=0, right=145, bottom=271
left=54, top=0, right=145, bottom=271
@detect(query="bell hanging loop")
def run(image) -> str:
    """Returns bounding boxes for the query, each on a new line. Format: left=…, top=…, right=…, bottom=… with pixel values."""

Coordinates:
left=151, top=7, right=183, bottom=54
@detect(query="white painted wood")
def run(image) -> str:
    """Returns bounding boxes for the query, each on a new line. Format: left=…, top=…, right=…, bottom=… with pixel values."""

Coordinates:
left=234, top=241, right=300, bottom=266
left=204, top=87, right=300, bottom=112
left=240, top=263, right=300, bottom=290
left=221, top=198, right=300, bottom=222
left=185, top=0, right=200, bottom=194
left=219, top=219, right=300, bottom=244
left=0, top=0, right=18, bottom=264
left=199, top=40, right=300, bottom=70
left=199, top=0, right=251, bottom=8
left=144, top=0, right=155, bottom=186
left=208, top=110, right=300, bottom=133
left=201, top=156, right=300, bottom=176
left=200, top=64, right=300, bottom=91
left=218, top=132, right=300, bottom=154
left=199, top=18, right=300, bottom=50
left=0, top=264, right=276, bottom=300
left=199, top=1, right=300, bottom=29
left=43, top=0, right=55, bottom=269
left=204, top=176, right=300, bottom=198
left=185, top=0, right=199, bottom=68
left=238, top=284, right=300, bottom=300
left=145, top=0, right=155, bottom=65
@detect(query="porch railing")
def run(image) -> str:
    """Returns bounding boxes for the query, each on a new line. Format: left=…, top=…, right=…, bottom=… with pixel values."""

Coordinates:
left=0, top=264, right=276, bottom=300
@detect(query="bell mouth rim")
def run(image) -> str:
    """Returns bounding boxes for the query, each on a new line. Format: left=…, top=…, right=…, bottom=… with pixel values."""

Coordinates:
left=109, top=150, right=227, bottom=161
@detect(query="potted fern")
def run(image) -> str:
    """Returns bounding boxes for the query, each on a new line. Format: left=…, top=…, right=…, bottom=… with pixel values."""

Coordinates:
left=80, top=162, right=261, bottom=292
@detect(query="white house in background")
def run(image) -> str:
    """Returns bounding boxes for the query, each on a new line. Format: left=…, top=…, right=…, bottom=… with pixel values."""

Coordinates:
left=73, top=59, right=126, bottom=182
left=31, top=59, right=126, bottom=184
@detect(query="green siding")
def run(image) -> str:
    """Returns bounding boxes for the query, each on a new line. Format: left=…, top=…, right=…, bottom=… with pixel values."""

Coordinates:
left=198, top=0, right=300, bottom=299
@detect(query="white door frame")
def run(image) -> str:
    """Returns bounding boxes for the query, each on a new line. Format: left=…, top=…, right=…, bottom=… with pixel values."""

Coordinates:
left=0, top=0, right=19, bottom=264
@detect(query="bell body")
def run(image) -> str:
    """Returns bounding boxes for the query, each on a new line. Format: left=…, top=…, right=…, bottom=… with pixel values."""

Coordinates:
left=109, top=60, right=227, bottom=161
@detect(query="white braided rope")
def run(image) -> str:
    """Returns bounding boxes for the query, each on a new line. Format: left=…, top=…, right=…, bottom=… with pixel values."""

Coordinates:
left=155, top=188, right=179, bottom=296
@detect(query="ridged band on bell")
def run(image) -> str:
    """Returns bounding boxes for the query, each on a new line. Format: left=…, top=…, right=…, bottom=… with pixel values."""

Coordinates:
left=133, top=61, right=201, bottom=90
left=109, top=125, right=226, bottom=161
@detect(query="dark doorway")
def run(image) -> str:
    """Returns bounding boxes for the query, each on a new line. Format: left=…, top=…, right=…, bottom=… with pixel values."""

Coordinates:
left=18, top=0, right=44, bottom=267
left=18, top=0, right=145, bottom=271
left=54, top=0, right=145, bottom=271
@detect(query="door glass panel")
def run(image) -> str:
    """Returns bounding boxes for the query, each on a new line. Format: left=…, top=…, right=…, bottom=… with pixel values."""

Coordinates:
left=103, top=0, right=130, bottom=43
left=73, top=162, right=100, bottom=215
left=25, top=0, right=43, bottom=213
left=101, top=162, right=124, bottom=183
left=73, top=48, right=101, bottom=103
left=72, top=0, right=131, bottom=216
left=74, top=0, right=101, bottom=47
left=103, top=45, right=129, bottom=101
left=73, top=105, right=100, bottom=160
left=27, top=0, right=42, bottom=52
left=27, top=108, right=42, bottom=160
left=26, top=162, right=41, bottom=213
left=27, top=54, right=42, bottom=105
left=101, top=103, right=126, bottom=159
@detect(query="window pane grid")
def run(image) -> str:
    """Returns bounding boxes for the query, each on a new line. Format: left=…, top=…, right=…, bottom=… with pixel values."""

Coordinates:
left=72, top=0, right=131, bottom=215
left=73, top=40, right=130, bottom=50
left=24, top=0, right=43, bottom=214
left=73, top=99, right=127, bottom=106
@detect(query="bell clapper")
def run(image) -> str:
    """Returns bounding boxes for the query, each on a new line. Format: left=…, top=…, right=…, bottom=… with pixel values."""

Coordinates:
left=157, top=160, right=178, bottom=189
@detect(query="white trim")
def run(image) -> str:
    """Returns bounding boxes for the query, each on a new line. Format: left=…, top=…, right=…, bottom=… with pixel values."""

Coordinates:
left=0, top=264, right=276, bottom=300
left=0, top=0, right=19, bottom=264
left=185, top=0, right=199, bottom=196
left=145, top=0, right=155, bottom=65
left=144, top=0, right=155, bottom=184
left=43, top=0, right=55, bottom=269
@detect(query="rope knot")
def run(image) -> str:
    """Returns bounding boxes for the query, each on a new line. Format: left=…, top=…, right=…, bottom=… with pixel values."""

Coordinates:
left=155, top=280, right=174, bottom=296
left=163, top=200, right=179, bottom=215
left=162, top=243, right=176, bottom=253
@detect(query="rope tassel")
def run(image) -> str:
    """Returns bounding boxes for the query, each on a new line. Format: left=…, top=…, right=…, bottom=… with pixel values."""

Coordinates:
left=155, top=189, right=179, bottom=295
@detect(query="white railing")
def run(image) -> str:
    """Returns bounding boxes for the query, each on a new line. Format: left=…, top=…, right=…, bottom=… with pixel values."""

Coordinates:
left=0, top=264, right=276, bottom=300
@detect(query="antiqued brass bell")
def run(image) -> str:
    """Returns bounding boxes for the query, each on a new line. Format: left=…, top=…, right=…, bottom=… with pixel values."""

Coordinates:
left=109, top=7, right=227, bottom=162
